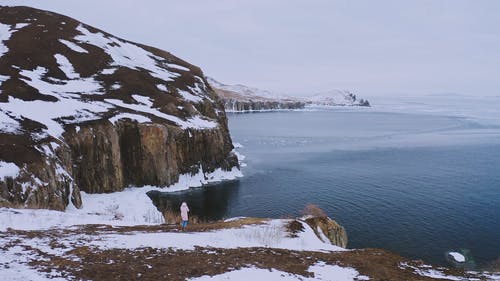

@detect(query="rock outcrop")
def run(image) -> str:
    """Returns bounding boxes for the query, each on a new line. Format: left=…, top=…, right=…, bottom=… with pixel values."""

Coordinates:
left=305, top=216, right=348, bottom=248
left=207, top=77, right=306, bottom=112
left=222, top=99, right=305, bottom=112
left=0, top=6, right=239, bottom=210
left=208, top=77, right=370, bottom=112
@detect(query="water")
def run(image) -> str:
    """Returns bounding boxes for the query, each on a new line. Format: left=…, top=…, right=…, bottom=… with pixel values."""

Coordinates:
left=151, top=98, right=500, bottom=268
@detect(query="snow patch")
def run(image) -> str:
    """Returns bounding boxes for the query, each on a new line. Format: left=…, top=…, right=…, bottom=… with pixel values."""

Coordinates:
left=233, top=142, right=244, bottom=148
left=132, top=94, right=153, bottom=107
left=76, top=187, right=165, bottom=224
left=163, top=166, right=242, bottom=192
left=0, top=110, right=22, bottom=134
left=400, top=262, right=461, bottom=281
left=0, top=161, right=20, bottom=178
left=75, top=24, right=177, bottom=83
left=14, top=23, right=29, bottom=29
left=189, top=262, right=366, bottom=281
left=104, top=98, right=218, bottom=129
left=0, top=243, right=66, bottom=281
left=448, top=252, right=465, bottom=263
left=156, top=84, right=167, bottom=91
left=19, top=66, right=102, bottom=97
left=100, top=68, right=116, bottom=75
left=4, top=95, right=110, bottom=138
left=54, top=53, right=79, bottom=79
left=231, top=143, right=246, bottom=167
left=0, top=23, right=13, bottom=57
left=59, top=39, right=88, bottom=53
left=316, top=226, right=330, bottom=243
left=167, top=63, right=190, bottom=72
left=223, top=216, right=247, bottom=222
left=109, top=113, right=151, bottom=124
left=178, top=89, right=203, bottom=103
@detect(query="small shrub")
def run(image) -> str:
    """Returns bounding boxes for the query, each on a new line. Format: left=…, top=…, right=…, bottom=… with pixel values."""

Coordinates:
left=302, top=204, right=327, bottom=218
left=285, top=220, right=304, bottom=238
left=190, top=215, right=201, bottom=224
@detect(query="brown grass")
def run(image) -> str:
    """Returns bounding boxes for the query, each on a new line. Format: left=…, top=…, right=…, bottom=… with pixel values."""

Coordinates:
left=3, top=218, right=488, bottom=281
left=302, top=204, right=327, bottom=218
left=162, top=209, right=180, bottom=225
left=285, top=220, right=304, bottom=238
left=28, top=244, right=472, bottom=281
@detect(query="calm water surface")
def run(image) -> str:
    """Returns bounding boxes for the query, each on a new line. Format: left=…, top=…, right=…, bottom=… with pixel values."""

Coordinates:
left=152, top=107, right=500, bottom=267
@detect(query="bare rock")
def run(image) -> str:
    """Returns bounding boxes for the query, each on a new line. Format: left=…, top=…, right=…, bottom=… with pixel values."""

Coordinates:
left=305, top=216, right=348, bottom=248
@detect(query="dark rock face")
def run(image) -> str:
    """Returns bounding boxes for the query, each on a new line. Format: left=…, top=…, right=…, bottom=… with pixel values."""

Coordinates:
left=223, top=99, right=305, bottom=112
left=65, top=122, right=237, bottom=194
left=0, top=6, right=238, bottom=210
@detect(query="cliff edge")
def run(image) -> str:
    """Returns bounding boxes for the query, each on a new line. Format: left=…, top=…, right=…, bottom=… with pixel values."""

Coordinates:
left=0, top=6, right=239, bottom=210
left=208, top=77, right=370, bottom=112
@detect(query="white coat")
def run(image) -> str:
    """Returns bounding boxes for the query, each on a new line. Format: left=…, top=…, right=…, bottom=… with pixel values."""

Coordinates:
left=180, top=202, right=189, bottom=221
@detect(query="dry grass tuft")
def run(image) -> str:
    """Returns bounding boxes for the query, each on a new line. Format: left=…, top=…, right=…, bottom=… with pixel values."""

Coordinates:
left=162, top=211, right=209, bottom=226
left=162, top=209, right=180, bottom=225
left=302, top=204, right=327, bottom=218
left=285, top=220, right=304, bottom=238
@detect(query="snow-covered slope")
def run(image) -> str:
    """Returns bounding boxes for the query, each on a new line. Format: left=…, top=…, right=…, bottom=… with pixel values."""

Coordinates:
left=208, top=78, right=370, bottom=112
left=0, top=6, right=239, bottom=210
left=0, top=8, right=218, bottom=137
left=300, top=90, right=370, bottom=107
left=207, top=77, right=282, bottom=101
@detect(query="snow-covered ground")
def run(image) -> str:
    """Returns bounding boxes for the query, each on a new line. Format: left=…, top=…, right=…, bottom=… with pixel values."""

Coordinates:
left=0, top=166, right=243, bottom=231
left=85, top=219, right=344, bottom=252
left=0, top=216, right=348, bottom=281
left=188, top=263, right=369, bottom=281
left=2, top=212, right=497, bottom=280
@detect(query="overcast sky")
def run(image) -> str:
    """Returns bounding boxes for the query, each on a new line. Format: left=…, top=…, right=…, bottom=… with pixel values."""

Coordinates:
left=1, top=0, right=499, bottom=97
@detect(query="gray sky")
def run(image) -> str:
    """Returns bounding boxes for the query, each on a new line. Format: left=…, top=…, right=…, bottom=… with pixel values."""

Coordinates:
left=1, top=0, right=499, bottom=97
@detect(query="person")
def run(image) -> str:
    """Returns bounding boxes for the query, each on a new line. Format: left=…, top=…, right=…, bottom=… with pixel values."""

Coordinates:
left=180, top=202, right=190, bottom=230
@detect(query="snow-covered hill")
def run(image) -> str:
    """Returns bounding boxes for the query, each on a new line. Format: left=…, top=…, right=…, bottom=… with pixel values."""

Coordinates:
left=0, top=6, right=239, bottom=210
left=207, top=78, right=370, bottom=112
left=0, top=7, right=218, bottom=137
left=207, top=77, right=282, bottom=101
left=300, top=90, right=370, bottom=107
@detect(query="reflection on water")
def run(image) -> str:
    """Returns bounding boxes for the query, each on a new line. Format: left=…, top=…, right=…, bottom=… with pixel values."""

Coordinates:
left=148, top=180, right=241, bottom=221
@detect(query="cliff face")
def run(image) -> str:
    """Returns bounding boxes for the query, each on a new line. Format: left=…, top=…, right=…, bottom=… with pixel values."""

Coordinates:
left=222, top=99, right=305, bottom=112
left=64, top=121, right=236, bottom=195
left=0, top=6, right=238, bottom=210
left=305, top=216, right=348, bottom=248
left=207, top=78, right=306, bottom=112
left=207, top=77, right=369, bottom=112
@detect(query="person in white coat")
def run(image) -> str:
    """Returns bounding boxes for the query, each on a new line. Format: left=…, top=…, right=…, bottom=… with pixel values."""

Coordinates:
left=180, top=202, right=190, bottom=230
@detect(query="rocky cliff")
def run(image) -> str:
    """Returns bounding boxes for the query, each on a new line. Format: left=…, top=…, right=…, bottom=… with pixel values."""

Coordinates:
left=0, top=6, right=238, bottom=210
left=305, top=216, right=348, bottom=248
left=207, top=77, right=306, bottom=112
left=208, top=77, right=369, bottom=112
